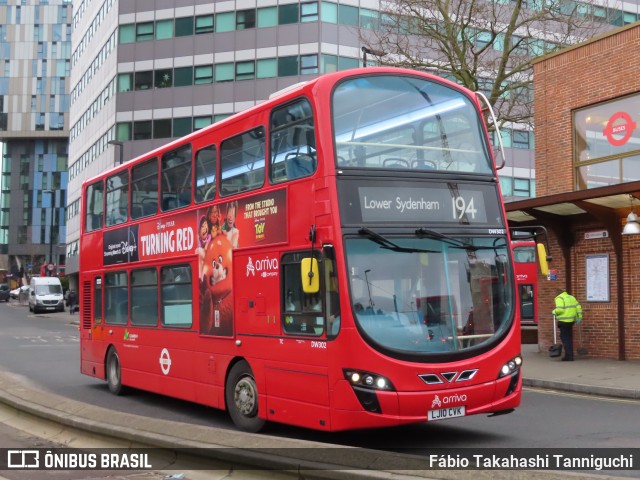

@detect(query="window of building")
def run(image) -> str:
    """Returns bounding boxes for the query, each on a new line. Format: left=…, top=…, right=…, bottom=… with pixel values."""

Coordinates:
left=136, top=22, right=154, bottom=41
left=105, top=272, right=128, bottom=325
left=175, top=16, right=194, bottom=36
left=133, top=120, right=152, bottom=140
left=130, top=269, right=158, bottom=326
left=194, top=65, right=213, bottom=84
left=216, top=11, right=235, bottom=32
left=155, top=19, right=173, bottom=39
left=215, top=63, right=234, bottom=82
left=153, top=119, right=172, bottom=138
left=118, top=73, right=133, bottom=92
left=161, top=265, right=192, bottom=327
left=174, top=66, right=193, bottom=87
left=337, top=56, right=358, bottom=70
left=161, top=144, right=192, bottom=211
left=513, top=178, right=531, bottom=197
left=359, top=8, right=379, bottom=29
left=116, top=122, right=132, bottom=142
left=193, top=116, right=212, bottom=130
left=574, top=93, right=640, bottom=190
left=195, top=145, right=217, bottom=203
left=257, top=58, right=277, bottom=78
left=300, top=54, right=318, bottom=75
left=279, top=3, right=299, bottom=24
left=301, top=2, right=319, bottom=22
left=512, top=130, right=531, bottom=149
left=173, top=117, right=192, bottom=138
left=195, top=14, right=214, bottom=34
left=220, top=126, right=266, bottom=196
left=321, top=54, right=338, bottom=73
left=338, top=4, right=358, bottom=25
left=119, top=24, right=135, bottom=43
left=278, top=56, right=298, bottom=77
left=236, top=9, right=256, bottom=29
left=154, top=69, right=173, bottom=88
left=321, top=1, right=338, bottom=23
left=257, top=6, right=277, bottom=27
left=499, top=176, right=513, bottom=196
left=134, top=71, right=153, bottom=90
left=235, top=61, right=255, bottom=80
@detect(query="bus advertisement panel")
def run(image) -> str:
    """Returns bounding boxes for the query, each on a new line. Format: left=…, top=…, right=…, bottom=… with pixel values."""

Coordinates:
left=80, top=67, right=521, bottom=433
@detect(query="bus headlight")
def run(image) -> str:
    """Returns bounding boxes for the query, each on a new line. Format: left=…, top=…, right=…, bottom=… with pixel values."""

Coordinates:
left=498, top=355, right=522, bottom=378
left=343, top=369, right=395, bottom=391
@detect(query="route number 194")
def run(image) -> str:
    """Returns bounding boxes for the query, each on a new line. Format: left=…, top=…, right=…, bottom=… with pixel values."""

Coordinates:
left=452, top=196, right=477, bottom=220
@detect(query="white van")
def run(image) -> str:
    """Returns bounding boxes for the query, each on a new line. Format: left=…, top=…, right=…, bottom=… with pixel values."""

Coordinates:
left=29, top=276, right=64, bottom=313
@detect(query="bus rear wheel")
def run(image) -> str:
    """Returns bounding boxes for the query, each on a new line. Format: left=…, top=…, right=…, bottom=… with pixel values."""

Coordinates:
left=106, top=347, right=124, bottom=395
left=225, top=361, right=265, bottom=433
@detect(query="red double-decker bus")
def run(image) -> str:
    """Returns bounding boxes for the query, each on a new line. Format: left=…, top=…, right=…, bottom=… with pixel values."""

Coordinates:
left=80, top=67, right=522, bottom=432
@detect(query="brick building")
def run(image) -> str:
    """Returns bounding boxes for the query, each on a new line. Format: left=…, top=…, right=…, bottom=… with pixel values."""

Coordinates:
left=506, top=23, right=640, bottom=360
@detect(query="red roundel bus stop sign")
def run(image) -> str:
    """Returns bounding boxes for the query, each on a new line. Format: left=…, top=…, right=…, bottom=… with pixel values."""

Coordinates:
left=603, top=111, right=636, bottom=147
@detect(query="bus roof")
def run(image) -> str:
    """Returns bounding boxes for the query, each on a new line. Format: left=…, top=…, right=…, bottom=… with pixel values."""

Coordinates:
left=82, top=66, right=478, bottom=188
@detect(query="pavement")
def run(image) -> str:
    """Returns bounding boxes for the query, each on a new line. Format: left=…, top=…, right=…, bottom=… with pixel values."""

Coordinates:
left=1, top=300, right=639, bottom=479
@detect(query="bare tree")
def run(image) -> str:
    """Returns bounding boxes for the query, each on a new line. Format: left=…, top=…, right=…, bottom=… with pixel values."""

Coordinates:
left=361, top=0, right=612, bottom=128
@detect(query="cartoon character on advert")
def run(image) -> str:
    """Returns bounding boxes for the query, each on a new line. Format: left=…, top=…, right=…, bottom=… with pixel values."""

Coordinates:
left=199, top=234, right=234, bottom=336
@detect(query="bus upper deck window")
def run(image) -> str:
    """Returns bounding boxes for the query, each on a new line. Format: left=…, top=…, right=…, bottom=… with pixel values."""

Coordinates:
left=85, top=180, right=104, bottom=232
left=106, top=171, right=129, bottom=227
left=161, top=145, right=192, bottom=211
left=270, top=99, right=316, bottom=183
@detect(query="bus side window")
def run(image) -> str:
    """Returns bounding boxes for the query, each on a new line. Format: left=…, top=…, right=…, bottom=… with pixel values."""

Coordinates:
left=270, top=99, right=317, bottom=184
left=161, top=144, right=192, bottom=211
left=220, top=127, right=266, bottom=196
left=85, top=180, right=104, bottom=232
left=104, top=271, right=128, bottom=325
left=106, top=171, right=129, bottom=227
left=94, top=276, right=102, bottom=324
left=131, top=158, right=158, bottom=220
left=194, top=145, right=217, bottom=203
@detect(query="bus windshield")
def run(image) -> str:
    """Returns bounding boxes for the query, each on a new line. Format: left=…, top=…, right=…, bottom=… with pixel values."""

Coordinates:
left=332, top=75, right=492, bottom=174
left=345, top=235, right=512, bottom=357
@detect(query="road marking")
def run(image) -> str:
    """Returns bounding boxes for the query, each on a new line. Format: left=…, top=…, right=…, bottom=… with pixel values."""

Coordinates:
left=524, top=386, right=640, bottom=405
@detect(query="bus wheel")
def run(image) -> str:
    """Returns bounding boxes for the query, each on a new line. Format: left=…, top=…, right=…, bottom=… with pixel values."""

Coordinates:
left=106, top=348, right=123, bottom=395
left=225, top=361, right=265, bottom=433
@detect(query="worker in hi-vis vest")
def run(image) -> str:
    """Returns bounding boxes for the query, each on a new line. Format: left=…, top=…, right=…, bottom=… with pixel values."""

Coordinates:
left=552, top=288, right=582, bottom=361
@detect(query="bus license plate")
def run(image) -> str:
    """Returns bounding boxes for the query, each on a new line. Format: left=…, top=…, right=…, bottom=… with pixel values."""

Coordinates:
left=427, top=405, right=466, bottom=421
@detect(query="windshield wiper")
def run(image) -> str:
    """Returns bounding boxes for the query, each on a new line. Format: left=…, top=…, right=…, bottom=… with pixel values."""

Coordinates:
left=359, top=227, right=435, bottom=253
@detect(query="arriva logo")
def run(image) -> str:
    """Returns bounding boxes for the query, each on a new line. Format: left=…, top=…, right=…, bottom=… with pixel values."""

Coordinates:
left=432, top=395, right=442, bottom=408
left=437, top=393, right=467, bottom=406
left=246, top=257, right=255, bottom=277
left=246, top=256, right=279, bottom=278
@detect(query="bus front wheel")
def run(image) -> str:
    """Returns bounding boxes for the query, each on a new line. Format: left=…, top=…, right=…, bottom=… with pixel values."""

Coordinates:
left=225, top=361, right=265, bottom=433
left=106, top=348, right=124, bottom=395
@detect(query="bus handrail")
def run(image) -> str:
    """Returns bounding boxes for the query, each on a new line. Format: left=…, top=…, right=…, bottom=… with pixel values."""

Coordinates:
left=475, top=92, right=505, bottom=170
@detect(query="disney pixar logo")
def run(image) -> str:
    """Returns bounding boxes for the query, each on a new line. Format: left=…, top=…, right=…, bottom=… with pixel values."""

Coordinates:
left=603, top=112, right=636, bottom=147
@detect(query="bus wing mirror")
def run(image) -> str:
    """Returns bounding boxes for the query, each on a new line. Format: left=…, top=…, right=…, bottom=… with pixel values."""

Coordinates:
left=536, top=243, right=550, bottom=276
left=301, top=258, right=319, bottom=294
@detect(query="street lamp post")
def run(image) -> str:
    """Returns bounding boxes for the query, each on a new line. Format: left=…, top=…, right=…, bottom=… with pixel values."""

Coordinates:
left=108, top=140, right=124, bottom=165
left=43, top=189, right=54, bottom=276
left=361, top=46, right=386, bottom=68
